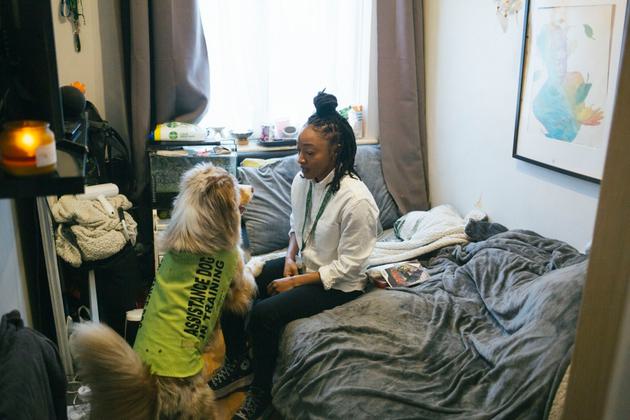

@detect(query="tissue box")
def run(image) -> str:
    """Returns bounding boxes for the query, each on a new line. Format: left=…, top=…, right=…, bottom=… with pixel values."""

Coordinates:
left=149, top=145, right=237, bottom=209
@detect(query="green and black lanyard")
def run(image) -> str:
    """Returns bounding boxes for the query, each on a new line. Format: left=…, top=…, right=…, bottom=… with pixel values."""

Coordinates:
left=299, top=182, right=334, bottom=255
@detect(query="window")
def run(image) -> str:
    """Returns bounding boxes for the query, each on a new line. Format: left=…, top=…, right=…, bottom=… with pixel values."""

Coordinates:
left=199, top=0, right=377, bottom=140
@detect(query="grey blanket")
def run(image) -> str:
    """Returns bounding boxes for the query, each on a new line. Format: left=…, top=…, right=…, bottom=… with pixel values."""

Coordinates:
left=272, top=227, right=587, bottom=419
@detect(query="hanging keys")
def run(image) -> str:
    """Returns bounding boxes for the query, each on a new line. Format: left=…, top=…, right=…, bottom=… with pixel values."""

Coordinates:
left=60, top=0, right=83, bottom=52
left=71, top=19, right=81, bottom=52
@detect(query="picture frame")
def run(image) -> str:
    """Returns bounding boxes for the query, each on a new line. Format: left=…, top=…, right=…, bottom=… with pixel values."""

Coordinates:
left=513, top=0, right=628, bottom=183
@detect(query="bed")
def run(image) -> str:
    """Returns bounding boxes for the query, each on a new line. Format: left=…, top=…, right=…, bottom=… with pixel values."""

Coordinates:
left=270, top=222, right=587, bottom=419
left=236, top=149, right=586, bottom=419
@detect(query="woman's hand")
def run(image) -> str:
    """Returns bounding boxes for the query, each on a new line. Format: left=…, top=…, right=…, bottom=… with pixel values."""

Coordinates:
left=267, top=277, right=297, bottom=295
left=284, top=257, right=299, bottom=277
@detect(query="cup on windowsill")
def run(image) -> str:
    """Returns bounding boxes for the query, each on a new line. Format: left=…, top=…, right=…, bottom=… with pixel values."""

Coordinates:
left=260, top=124, right=273, bottom=142
left=282, top=125, right=298, bottom=139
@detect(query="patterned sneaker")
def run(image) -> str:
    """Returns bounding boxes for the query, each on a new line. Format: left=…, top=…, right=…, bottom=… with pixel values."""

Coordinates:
left=232, top=386, right=272, bottom=420
left=209, top=355, right=254, bottom=398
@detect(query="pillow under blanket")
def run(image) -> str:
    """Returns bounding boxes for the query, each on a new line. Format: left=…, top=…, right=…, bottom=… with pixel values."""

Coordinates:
left=237, top=145, right=400, bottom=256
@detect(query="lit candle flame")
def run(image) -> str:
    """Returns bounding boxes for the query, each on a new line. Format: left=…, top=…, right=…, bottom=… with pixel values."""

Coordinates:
left=18, top=131, right=38, bottom=154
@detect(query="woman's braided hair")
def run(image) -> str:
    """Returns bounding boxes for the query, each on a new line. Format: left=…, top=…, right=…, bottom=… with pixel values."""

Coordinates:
left=306, top=91, right=359, bottom=193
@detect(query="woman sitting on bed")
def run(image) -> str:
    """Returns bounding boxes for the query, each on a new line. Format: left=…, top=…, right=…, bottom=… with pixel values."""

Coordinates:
left=210, top=91, right=380, bottom=419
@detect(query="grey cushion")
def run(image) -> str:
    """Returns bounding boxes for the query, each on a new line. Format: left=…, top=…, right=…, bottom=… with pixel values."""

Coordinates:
left=238, top=157, right=300, bottom=255
left=237, top=145, right=400, bottom=256
left=353, top=146, right=400, bottom=230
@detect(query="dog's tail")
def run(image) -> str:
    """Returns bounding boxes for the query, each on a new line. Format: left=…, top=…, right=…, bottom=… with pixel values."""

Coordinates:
left=70, top=323, right=158, bottom=419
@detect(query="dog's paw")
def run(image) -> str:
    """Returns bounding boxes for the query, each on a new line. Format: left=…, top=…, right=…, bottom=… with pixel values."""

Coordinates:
left=246, top=257, right=265, bottom=278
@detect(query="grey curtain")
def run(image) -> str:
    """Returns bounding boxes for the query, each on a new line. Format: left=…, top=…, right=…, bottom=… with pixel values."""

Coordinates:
left=377, top=0, right=429, bottom=213
left=124, top=0, right=209, bottom=198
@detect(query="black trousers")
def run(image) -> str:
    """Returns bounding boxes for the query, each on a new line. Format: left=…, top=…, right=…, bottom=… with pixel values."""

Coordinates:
left=220, top=257, right=362, bottom=393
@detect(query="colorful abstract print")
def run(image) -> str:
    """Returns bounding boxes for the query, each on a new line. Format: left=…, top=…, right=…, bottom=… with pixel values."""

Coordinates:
left=532, top=22, right=603, bottom=142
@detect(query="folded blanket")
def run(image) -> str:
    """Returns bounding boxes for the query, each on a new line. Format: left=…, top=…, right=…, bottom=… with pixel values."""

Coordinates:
left=52, top=194, right=137, bottom=267
left=366, top=204, right=485, bottom=266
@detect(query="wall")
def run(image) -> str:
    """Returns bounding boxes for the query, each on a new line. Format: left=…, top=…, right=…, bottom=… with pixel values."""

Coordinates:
left=50, top=0, right=128, bottom=138
left=424, top=0, right=600, bottom=250
left=0, top=200, right=31, bottom=324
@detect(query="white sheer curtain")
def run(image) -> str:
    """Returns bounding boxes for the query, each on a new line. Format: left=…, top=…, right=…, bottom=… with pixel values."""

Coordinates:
left=199, top=0, right=372, bottom=136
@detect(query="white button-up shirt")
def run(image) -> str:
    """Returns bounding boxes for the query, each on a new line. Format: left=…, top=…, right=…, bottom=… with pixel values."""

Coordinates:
left=289, top=170, right=379, bottom=292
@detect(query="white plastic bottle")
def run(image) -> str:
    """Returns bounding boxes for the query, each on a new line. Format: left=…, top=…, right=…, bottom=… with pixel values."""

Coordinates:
left=154, top=122, right=209, bottom=141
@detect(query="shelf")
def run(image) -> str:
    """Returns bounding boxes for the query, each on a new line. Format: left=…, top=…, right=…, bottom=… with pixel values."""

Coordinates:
left=0, top=171, right=84, bottom=199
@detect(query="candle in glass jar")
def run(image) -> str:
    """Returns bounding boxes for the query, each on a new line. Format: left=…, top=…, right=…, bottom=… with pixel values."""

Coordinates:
left=0, top=120, right=57, bottom=176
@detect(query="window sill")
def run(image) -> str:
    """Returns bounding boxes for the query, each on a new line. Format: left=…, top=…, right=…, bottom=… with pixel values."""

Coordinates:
left=236, top=137, right=378, bottom=153
left=236, top=142, right=296, bottom=153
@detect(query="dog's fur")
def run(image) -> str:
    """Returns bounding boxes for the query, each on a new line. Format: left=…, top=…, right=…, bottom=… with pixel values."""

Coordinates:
left=70, top=163, right=257, bottom=419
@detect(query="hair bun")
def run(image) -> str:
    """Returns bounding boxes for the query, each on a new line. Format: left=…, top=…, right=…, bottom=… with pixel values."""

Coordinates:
left=313, top=91, right=338, bottom=117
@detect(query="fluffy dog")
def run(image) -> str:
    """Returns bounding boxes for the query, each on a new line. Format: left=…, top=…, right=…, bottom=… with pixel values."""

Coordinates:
left=70, top=163, right=257, bottom=419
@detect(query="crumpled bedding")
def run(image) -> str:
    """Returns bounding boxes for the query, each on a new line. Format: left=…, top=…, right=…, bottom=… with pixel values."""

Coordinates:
left=272, top=225, right=587, bottom=419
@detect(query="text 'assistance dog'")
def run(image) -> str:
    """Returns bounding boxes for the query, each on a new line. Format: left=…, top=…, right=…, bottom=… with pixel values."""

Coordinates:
left=70, top=163, right=258, bottom=419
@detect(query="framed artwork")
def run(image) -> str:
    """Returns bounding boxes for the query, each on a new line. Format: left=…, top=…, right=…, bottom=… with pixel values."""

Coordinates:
left=513, top=0, right=628, bottom=183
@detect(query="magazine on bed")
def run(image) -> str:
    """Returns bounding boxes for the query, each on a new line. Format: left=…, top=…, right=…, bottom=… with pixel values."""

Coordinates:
left=367, top=261, right=430, bottom=288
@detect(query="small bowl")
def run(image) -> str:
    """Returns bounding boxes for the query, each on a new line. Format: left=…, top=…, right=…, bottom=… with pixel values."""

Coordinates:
left=231, top=129, right=253, bottom=145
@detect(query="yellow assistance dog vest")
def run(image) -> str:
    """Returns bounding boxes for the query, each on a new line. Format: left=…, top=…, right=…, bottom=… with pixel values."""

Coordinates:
left=133, top=250, right=237, bottom=377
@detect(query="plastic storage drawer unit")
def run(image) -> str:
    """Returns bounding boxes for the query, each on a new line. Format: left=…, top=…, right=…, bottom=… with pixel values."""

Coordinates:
left=149, top=145, right=237, bottom=210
